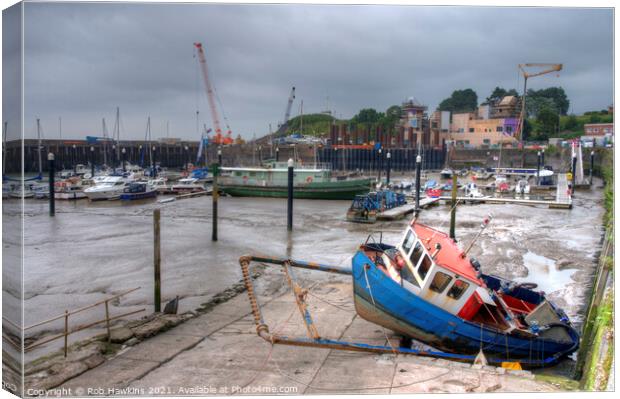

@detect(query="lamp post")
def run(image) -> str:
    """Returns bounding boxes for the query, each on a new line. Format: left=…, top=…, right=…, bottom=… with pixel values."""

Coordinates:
left=48, top=153, right=55, bottom=217
left=72, top=144, right=77, bottom=174
left=184, top=145, right=189, bottom=169
left=275, top=147, right=280, bottom=162
left=111, top=144, right=116, bottom=169
left=218, top=147, right=222, bottom=165
left=121, top=148, right=126, bottom=172
left=415, top=155, right=421, bottom=212
left=541, top=149, right=545, bottom=167
left=152, top=146, right=157, bottom=177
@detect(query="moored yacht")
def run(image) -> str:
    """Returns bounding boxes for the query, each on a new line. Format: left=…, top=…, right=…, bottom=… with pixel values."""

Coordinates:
left=83, top=176, right=130, bottom=201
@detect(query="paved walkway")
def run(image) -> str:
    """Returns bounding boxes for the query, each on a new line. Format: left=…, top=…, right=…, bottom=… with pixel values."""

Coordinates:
left=59, top=281, right=558, bottom=395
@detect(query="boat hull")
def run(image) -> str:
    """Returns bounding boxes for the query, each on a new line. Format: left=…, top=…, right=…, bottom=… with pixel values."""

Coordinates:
left=351, top=250, right=578, bottom=367
left=120, top=190, right=157, bottom=200
left=220, top=179, right=372, bottom=200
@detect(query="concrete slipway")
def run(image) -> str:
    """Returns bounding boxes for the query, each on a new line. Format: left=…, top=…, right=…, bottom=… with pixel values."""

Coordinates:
left=57, top=276, right=558, bottom=395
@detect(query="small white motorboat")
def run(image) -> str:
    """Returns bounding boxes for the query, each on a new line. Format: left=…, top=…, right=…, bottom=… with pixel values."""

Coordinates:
left=463, top=182, right=485, bottom=199
left=84, top=176, right=131, bottom=201
left=171, top=178, right=205, bottom=193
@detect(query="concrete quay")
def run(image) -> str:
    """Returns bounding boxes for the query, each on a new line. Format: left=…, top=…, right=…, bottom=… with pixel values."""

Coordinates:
left=55, top=275, right=559, bottom=395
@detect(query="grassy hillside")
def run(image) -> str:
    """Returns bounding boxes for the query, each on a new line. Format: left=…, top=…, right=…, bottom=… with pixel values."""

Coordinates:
left=280, top=113, right=340, bottom=137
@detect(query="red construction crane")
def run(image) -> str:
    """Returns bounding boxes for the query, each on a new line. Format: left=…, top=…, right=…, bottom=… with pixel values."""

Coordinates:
left=194, top=42, right=232, bottom=145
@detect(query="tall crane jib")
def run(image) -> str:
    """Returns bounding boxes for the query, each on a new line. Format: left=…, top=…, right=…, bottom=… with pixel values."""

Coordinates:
left=194, top=42, right=233, bottom=145
left=277, top=86, right=296, bottom=135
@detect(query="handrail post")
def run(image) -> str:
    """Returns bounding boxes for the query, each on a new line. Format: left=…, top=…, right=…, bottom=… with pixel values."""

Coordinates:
left=64, top=310, right=69, bottom=357
left=105, top=300, right=111, bottom=342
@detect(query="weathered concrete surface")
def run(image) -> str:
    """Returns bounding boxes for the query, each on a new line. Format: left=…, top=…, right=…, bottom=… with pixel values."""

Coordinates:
left=55, top=280, right=558, bottom=395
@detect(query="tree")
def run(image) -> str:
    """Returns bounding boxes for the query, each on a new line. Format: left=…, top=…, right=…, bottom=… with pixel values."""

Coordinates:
left=438, top=89, right=478, bottom=113
left=526, top=87, right=570, bottom=116
left=563, top=114, right=578, bottom=131
left=535, top=105, right=559, bottom=140
left=351, top=108, right=382, bottom=125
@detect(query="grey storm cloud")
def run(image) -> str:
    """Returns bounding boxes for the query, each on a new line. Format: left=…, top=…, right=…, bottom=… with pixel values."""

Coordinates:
left=2, top=2, right=614, bottom=140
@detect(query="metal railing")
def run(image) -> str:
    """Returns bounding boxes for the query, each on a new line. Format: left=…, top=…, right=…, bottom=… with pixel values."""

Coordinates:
left=23, top=287, right=145, bottom=356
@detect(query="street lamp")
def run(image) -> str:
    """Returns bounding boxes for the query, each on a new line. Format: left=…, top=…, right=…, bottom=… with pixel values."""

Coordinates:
left=217, top=147, right=222, bottom=165
left=72, top=144, right=77, bottom=174
left=121, top=147, right=126, bottom=172
left=386, top=151, right=392, bottom=184
left=184, top=145, right=189, bottom=169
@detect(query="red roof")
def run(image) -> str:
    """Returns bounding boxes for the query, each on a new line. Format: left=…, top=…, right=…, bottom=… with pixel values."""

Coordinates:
left=411, top=222, right=484, bottom=285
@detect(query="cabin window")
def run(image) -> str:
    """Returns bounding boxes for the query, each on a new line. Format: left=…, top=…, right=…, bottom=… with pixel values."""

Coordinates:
left=400, top=265, right=420, bottom=288
left=447, top=279, right=469, bottom=300
left=417, top=254, right=432, bottom=281
left=429, top=272, right=452, bottom=293
left=402, top=230, right=415, bottom=254
left=409, top=242, right=424, bottom=267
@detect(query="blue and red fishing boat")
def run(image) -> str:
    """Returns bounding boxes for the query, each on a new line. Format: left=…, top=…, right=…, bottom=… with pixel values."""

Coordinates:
left=239, top=216, right=579, bottom=369
left=352, top=217, right=579, bottom=367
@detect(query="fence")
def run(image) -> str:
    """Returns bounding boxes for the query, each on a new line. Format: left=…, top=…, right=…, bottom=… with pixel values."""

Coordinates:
left=23, top=287, right=144, bottom=356
left=317, top=147, right=446, bottom=172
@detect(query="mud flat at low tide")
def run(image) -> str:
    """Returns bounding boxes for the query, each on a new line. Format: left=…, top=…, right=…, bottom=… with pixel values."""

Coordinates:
left=7, top=179, right=605, bottom=375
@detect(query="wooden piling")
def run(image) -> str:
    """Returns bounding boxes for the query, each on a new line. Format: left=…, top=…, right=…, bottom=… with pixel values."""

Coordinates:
left=153, top=208, right=161, bottom=312
left=449, top=174, right=457, bottom=240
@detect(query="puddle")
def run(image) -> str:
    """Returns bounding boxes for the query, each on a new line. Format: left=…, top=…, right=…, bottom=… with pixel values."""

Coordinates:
left=517, top=251, right=576, bottom=293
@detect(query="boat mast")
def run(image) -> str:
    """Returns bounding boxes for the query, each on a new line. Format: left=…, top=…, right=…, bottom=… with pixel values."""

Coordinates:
left=102, top=118, right=108, bottom=167
left=36, top=118, right=42, bottom=176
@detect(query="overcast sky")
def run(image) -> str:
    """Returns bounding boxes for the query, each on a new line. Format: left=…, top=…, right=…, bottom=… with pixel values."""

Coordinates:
left=2, top=2, right=614, bottom=140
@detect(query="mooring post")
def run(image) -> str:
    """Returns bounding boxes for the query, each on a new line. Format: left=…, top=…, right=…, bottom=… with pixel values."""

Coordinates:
left=48, top=153, right=55, bottom=217
left=90, top=146, right=95, bottom=178
left=571, top=154, right=577, bottom=195
left=386, top=151, right=391, bottom=184
left=415, top=155, right=421, bottom=212
left=212, top=163, right=219, bottom=242
left=153, top=208, right=161, bottom=312
left=450, top=173, right=457, bottom=240
left=287, top=158, right=294, bottom=231
left=590, top=151, right=595, bottom=185
left=536, top=151, right=541, bottom=186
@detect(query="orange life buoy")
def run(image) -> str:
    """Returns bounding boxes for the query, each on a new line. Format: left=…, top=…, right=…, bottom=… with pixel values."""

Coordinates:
left=306, top=176, right=313, bottom=183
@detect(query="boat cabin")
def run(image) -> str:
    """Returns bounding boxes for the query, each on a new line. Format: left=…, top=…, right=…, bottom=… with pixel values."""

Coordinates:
left=363, top=221, right=549, bottom=333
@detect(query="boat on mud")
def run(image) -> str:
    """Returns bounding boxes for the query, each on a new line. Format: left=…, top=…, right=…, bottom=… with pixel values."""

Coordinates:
left=346, top=190, right=406, bottom=223
left=351, top=218, right=579, bottom=366
left=219, top=161, right=371, bottom=200
left=83, top=176, right=130, bottom=201
left=120, top=181, right=158, bottom=200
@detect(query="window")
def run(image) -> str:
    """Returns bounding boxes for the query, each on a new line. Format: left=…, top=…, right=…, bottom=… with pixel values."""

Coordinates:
left=430, top=272, right=452, bottom=293
left=506, top=126, right=513, bottom=133
left=496, top=126, right=503, bottom=132
left=409, top=242, right=424, bottom=267
left=400, top=264, right=420, bottom=288
left=417, top=254, right=432, bottom=281
left=402, top=230, right=415, bottom=254
left=458, top=128, right=464, bottom=133
left=447, top=279, right=470, bottom=300
left=469, top=128, right=474, bottom=133
left=483, top=139, right=491, bottom=145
